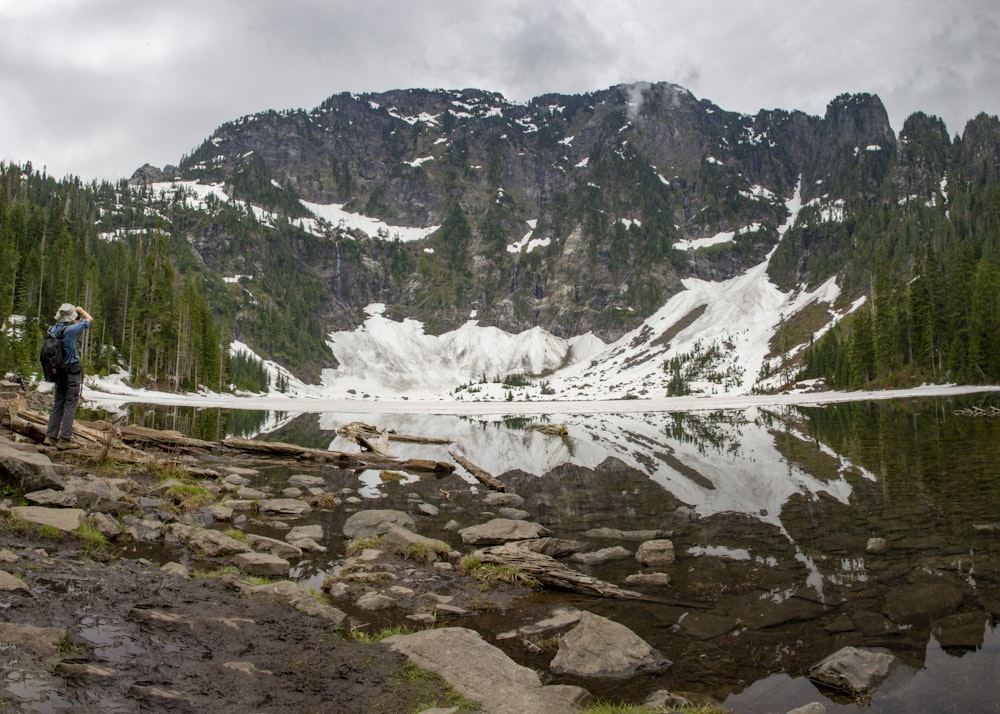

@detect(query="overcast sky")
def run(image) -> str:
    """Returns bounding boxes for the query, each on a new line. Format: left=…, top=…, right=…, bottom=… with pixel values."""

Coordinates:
left=2, top=0, right=998, bottom=182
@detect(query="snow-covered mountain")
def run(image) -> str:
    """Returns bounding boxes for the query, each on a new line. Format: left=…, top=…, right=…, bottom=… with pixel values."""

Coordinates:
left=127, top=84, right=907, bottom=381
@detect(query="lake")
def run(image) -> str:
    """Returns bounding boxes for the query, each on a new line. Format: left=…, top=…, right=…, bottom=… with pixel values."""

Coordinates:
left=91, top=393, right=1000, bottom=712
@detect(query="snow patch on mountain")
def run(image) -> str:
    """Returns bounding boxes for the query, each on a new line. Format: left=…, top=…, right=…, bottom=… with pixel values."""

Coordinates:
left=314, top=181, right=829, bottom=401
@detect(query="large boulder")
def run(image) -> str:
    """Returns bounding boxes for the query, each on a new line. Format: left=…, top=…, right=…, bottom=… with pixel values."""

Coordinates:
left=549, top=611, right=670, bottom=678
left=459, top=518, right=550, bottom=545
left=0, top=438, right=64, bottom=492
left=385, top=627, right=589, bottom=714
left=808, top=646, right=897, bottom=696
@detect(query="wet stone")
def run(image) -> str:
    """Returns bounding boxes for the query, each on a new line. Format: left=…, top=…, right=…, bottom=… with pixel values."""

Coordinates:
left=625, top=572, right=670, bottom=586
left=459, top=518, right=550, bottom=545
left=258, top=498, right=312, bottom=516
left=571, top=546, right=632, bottom=565
left=356, top=592, right=396, bottom=610
left=635, top=539, right=675, bottom=566
left=343, top=509, right=415, bottom=538
left=808, top=646, right=897, bottom=696
left=550, top=611, right=670, bottom=678
left=0, top=570, right=30, bottom=593
left=288, top=474, right=325, bottom=488
left=482, top=492, right=525, bottom=508
left=233, top=552, right=290, bottom=577
left=286, top=524, right=323, bottom=541
left=417, top=502, right=440, bottom=517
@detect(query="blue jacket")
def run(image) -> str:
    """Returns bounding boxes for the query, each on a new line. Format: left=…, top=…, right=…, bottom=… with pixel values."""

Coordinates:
left=50, top=320, right=89, bottom=365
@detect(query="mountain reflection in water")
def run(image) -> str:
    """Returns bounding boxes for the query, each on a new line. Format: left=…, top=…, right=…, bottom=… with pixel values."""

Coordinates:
left=110, top=395, right=1000, bottom=712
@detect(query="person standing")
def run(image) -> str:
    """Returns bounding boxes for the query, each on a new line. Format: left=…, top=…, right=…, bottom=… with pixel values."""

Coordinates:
left=44, top=303, right=93, bottom=450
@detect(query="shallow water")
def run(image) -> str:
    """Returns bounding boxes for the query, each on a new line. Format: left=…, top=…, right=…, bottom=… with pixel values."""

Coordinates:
left=105, top=394, right=1000, bottom=711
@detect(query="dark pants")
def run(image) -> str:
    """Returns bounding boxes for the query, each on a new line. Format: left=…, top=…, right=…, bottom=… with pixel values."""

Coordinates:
left=47, top=366, right=83, bottom=440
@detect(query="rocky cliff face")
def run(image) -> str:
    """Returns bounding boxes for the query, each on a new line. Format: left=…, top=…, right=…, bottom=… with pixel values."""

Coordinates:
left=132, top=83, right=905, bottom=342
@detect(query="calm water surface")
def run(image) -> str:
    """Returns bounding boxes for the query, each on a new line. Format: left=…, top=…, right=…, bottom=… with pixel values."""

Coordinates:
left=104, top=395, right=1000, bottom=712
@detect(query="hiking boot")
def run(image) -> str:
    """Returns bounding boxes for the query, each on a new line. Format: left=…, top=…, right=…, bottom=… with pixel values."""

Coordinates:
left=43, top=436, right=58, bottom=447
left=56, top=438, right=78, bottom=451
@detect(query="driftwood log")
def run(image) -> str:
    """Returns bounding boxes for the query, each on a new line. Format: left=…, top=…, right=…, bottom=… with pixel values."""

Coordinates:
left=337, top=421, right=451, bottom=455
left=473, top=541, right=644, bottom=599
left=120, top=424, right=216, bottom=450
left=337, top=421, right=450, bottom=445
left=221, top=437, right=454, bottom=475
left=450, top=451, right=505, bottom=491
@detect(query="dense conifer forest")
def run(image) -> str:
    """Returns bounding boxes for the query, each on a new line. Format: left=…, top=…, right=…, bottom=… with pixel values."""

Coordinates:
left=0, top=163, right=330, bottom=392
left=784, top=113, right=1000, bottom=388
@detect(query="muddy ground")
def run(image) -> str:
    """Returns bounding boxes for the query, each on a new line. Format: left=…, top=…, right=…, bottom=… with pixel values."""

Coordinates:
left=0, top=513, right=475, bottom=714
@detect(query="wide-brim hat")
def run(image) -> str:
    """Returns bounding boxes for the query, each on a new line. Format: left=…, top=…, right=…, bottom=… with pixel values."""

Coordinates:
left=54, top=303, right=78, bottom=323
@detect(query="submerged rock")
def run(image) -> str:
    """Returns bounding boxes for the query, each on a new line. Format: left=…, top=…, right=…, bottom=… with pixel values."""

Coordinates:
left=931, top=610, right=991, bottom=649
left=570, top=546, right=632, bottom=565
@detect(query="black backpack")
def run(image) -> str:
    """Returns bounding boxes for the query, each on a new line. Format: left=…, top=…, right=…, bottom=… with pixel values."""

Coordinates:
left=39, top=324, right=69, bottom=382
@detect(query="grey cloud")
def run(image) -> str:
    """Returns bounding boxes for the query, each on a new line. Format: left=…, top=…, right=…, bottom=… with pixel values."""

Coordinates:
left=1, top=0, right=997, bottom=180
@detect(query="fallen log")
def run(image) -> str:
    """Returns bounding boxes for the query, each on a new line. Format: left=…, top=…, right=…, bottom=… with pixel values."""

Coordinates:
left=450, top=451, right=505, bottom=491
left=337, top=421, right=451, bottom=453
left=338, top=422, right=393, bottom=456
left=120, top=424, right=216, bottom=450
left=473, top=541, right=644, bottom=599
left=221, top=437, right=454, bottom=475
left=6, top=406, right=145, bottom=458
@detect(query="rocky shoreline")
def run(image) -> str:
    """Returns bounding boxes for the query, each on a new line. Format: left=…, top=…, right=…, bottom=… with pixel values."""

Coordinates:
left=0, top=392, right=894, bottom=713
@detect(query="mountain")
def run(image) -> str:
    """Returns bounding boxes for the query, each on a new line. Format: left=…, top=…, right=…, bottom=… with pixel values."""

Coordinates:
left=3, top=82, right=999, bottom=397
left=130, top=84, right=894, bottom=341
